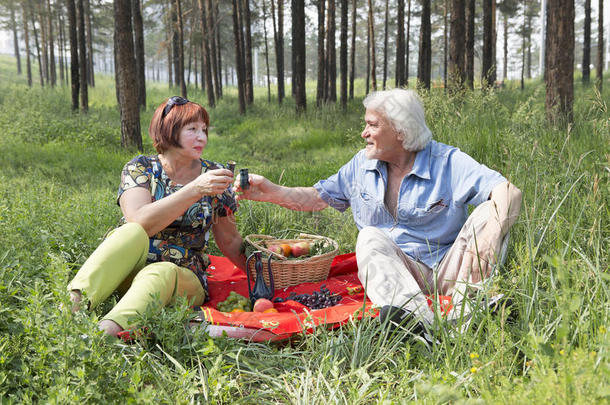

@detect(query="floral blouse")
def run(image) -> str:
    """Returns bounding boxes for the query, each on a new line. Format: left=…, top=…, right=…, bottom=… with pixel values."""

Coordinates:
left=117, top=155, right=237, bottom=295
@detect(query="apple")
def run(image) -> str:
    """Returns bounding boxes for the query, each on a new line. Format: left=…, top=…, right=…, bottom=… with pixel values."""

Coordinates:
left=253, top=298, right=274, bottom=313
left=290, top=241, right=311, bottom=257
left=267, top=244, right=284, bottom=256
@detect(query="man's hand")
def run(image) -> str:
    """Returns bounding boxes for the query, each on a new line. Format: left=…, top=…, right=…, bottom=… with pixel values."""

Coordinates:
left=461, top=232, right=503, bottom=283
left=233, top=172, right=271, bottom=202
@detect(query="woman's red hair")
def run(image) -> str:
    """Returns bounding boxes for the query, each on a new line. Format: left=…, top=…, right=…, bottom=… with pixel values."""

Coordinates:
left=149, top=99, right=210, bottom=153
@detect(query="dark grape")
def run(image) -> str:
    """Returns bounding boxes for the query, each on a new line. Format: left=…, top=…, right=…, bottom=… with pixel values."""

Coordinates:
left=283, top=286, right=343, bottom=309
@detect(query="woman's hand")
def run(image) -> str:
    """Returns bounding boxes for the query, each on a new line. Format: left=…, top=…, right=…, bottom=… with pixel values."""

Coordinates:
left=190, top=168, right=234, bottom=196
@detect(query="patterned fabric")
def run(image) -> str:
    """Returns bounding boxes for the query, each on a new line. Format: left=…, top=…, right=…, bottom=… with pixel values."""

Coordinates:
left=117, top=155, right=238, bottom=295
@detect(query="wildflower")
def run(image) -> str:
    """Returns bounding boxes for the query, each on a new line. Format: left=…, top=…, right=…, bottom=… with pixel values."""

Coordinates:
left=559, top=349, right=565, bottom=356
left=599, top=326, right=607, bottom=334
left=469, top=352, right=479, bottom=359
left=525, top=360, right=533, bottom=367
left=470, top=367, right=478, bottom=373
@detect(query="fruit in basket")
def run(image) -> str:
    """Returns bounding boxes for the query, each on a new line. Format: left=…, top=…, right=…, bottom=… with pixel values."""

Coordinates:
left=279, top=243, right=292, bottom=257
left=253, top=298, right=274, bottom=312
left=267, top=244, right=284, bottom=256
left=290, top=241, right=311, bottom=257
left=263, top=308, right=279, bottom=313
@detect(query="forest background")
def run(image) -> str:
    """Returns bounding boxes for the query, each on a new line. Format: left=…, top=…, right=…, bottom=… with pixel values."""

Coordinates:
left=0, top=0, right=608, bottom=403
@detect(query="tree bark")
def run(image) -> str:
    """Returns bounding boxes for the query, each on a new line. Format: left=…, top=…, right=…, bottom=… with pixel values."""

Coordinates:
left=382, top=0, right=389, bottom=90
left=349, top=0, right=356, bottom=98
left=465, top=0, right=474, bottom=88
left=175, top=0, right=187, bottom=97
left=232, top=0, right=246, bottom=114
left=243, top=0, right=254, bottom=104
left=443, top=0, right=448, bottom=89
left=482, top=0, right=496, bottom=87
left=582, top=0, right=591, bottom=83
left=271, top=0, right=285, bottom=103
left=405, top=0, right=411, bottom=86
left=114, top=0, right=142, bottom=150
left=502, top=13, right=508, bottom=83
left=292, top=0, right=306, bottom=112
left=545, top=0, right=574, bottom=125
left=77, top=0, right=88, bottom=111
left=367, top=0, right=376, bottom=91
left=205, top=0, right=220, bottom=99
left=340, top=0, right=348, bottom=109
left=316, top=0, right=325, bottom=106
left=417, top=0, right=431, bottom=89
left=166, top=7, right=173, bottom=88
left=67, top=0, right=79, bottom=108
left=262, top=0, right=272, bottom=102
left=22, top=3, right=32, bottom=86
left=58, top=7, right=66, bottom=85
left=199, top=0, right=215, bottom=107
left=9, top=2, right=21, bottom=75
left=132, top=0, right=146, bottom=108
left=596, top=0, right=603, bottom=91
left=396, top=0, right=405, bottom=87
left=47, top=0, right=57, bottom=86
left=327, top=0, right=337, bottom=102
left=214, top=0, right=223, bottom=97
left=84, top=0, right=94, bottom=86
left=449, top=0, right=465, bottom=90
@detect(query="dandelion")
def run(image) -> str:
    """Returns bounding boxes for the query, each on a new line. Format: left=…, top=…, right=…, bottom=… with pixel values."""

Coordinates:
left=559, top=349, right=565, bottom=356
left=599, top=326, right=607, bottom=334
left=469, top=352, right=479, bottom=359
left=471, top=367, right=478, bottom=373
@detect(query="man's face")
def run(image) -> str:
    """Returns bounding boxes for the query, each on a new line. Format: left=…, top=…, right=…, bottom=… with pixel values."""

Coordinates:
left=361, top=109, right=403, bottom=161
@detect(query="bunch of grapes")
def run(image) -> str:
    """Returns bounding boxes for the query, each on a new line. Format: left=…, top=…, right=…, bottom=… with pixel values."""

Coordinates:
left=276, top=285, right=342, bottom=309
left=217, top=291, right=252, bottom=312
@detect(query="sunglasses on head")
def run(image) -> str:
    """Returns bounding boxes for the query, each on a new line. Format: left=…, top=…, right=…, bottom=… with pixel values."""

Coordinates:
left=162, top=96, right=189, bottom=119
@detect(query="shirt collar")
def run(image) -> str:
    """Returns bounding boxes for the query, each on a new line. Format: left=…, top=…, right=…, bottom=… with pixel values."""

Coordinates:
left=362, top=141, right=432, bottom=180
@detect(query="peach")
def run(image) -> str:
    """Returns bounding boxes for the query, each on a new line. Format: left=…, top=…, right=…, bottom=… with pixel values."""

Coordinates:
left=253, top=298, right=274, bottom=313
left=290, top=241, right=311, bottom=257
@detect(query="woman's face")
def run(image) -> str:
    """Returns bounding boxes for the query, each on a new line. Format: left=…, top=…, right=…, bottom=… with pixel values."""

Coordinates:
left=177, top=120, right=208, bottom=159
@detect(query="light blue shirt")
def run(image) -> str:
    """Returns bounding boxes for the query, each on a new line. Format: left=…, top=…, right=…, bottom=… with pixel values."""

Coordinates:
left=314, top=140, right=506, bottom=268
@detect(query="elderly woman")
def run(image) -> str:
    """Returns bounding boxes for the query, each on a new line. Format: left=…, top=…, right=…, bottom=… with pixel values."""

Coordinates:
left=69, top=97, right=245, bottom=337
left=235, top=89, right=521, bottom=330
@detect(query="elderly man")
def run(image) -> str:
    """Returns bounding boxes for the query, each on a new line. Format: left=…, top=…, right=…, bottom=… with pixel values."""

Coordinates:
left=235, top=89, right=522, bottom=329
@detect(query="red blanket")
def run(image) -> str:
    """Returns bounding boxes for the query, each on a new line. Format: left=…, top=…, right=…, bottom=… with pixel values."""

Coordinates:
left=199, top=253, right=377, bottom=341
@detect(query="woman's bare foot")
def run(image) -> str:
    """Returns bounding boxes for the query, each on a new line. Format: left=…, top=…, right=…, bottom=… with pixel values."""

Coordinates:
left=98, top=319, right=124, bottom=337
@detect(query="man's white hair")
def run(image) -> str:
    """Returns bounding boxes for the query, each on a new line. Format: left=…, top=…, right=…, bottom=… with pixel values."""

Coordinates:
left=363, top=89, right=432, bottom=152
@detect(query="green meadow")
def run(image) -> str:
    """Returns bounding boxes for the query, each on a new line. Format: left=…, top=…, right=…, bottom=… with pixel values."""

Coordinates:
left=0, top=55, right=608, bottom=403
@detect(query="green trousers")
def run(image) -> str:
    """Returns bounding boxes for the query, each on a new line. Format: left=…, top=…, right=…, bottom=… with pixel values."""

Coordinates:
left=68, top=222, right=206, bottom=329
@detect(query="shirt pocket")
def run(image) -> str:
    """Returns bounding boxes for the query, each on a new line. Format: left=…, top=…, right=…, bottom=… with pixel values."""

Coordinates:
left=397, top=198, right=451, bottom=226
left=352, top=191, right=393, bottom=226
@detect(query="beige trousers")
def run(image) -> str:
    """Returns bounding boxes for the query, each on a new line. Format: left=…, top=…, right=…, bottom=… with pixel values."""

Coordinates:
left=355, top=201, right=509, bottom=323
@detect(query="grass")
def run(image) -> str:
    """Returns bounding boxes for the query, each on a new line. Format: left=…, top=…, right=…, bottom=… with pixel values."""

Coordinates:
left=0, top=54, right=608, bottom=403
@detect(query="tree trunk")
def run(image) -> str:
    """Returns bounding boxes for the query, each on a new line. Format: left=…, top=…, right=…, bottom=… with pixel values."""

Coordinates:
left=449, top=0, right=465, bottom=90
left=502, top=13, right=508, bottom=83
left=482, top=0, right=496, bottom=87
left=175, top=0, right=187, bottom=97
left=526, top=11, right=532, bottom=78
left=367, top=0, right=376, bottom=91
left=48, top=0, right=57, bottom=86
left=58, top=7, right=66, bottom=85
left=405, top=0, right=411, bottom=86
left=596, top=0, right=603, bottom=91
left=77, top=0, right=88, bottom=111
left=545, top=0, right=574, bottom=125
left=132, top=0, right=146, bottom=108
left=199, top=0, right=215, bottom=107
left=114, top=0, right=142, bottom=150
left=67, top=0, right=79, bottom=107
left=382, top=0, right=389, bottom=90
left=292, top=0, right=306, bottom=112
left=243, top=0, right=254, bottom=104
left=170, top=0, right=179, bottom=89
left=84, top=0, right=94, bottom=86
left=396, top=0, right=405, bottom=87
left=443, top=0, right=448, bottom=89
left=340, top=0, right=348, bottom=109
left=10, top=2, right=21, bottom=75
left=327, top=0, right=337, bottom=102
left=262, top=0, right=272, bottom=102
left=582, top=0, right=591, bottom=83
left=349, top=0, right=356, bottom=98
left=465, top=0, right=474, bottom=88
left=165, top=5, right=173, bottom=88
left=366, top=18, right=370, bottom=94
left=232, top=0, right=246, bottom=114
left=417, top=0, right=431, bottom=89
left=521, top=0, right=526, bottom=90
left=214, top=0, right=223, bottom=97
left=36, top=3, right=49, bottom=85
left=22, top=3, right=32, bottom=86
left=316, top=0, right=325, bottom=106
left=205, top=0, right=220, bottom=100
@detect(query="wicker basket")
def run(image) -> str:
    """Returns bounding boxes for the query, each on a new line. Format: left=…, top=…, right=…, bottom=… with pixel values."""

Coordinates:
left=245, top=233, right=339, bottom=289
